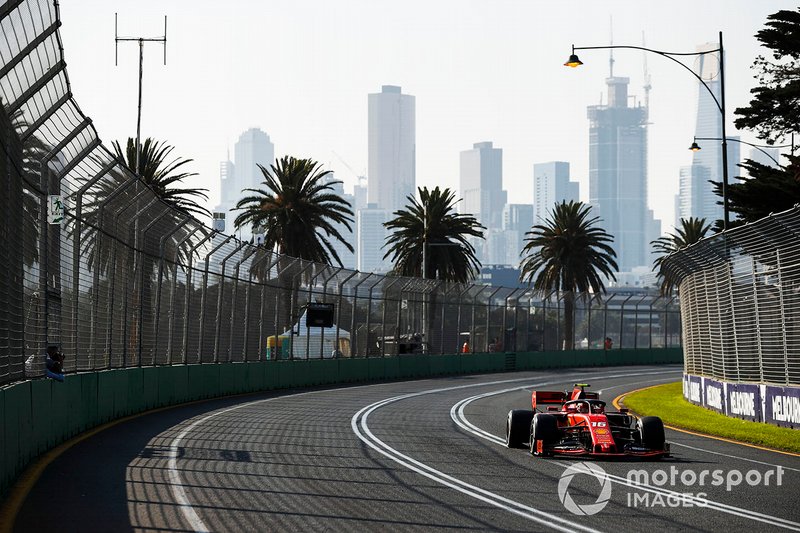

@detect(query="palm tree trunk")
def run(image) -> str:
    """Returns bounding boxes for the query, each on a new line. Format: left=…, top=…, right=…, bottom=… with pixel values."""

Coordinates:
left=563, top=290, right=575, bottom=350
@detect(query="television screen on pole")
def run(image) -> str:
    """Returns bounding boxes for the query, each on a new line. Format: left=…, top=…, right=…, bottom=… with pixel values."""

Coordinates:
left=306, top=303, right=335, bottom=328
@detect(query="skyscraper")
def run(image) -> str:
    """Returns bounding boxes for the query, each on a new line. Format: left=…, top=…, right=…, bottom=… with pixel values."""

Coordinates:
left=321, top=173, right=356, bottom=269
left=460, top=141, right=507, bottom=232
left=368, top=86, right=415, bottom=213
left=460, top=141, right=507, bottom=265
left=503, top=204, right=534, bottom=267
left=214, top=127, right=274, bottom=241
left=588, top=75, right=649, bottom=272
left=533, top=161, right=579, bottom=222
left=357, top=204, right=391, bottom=273
left=678, top=43, right=740, bottom=225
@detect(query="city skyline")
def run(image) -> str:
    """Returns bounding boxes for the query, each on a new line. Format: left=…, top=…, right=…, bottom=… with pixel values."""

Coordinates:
left=57, top=1, right=793, bottom=236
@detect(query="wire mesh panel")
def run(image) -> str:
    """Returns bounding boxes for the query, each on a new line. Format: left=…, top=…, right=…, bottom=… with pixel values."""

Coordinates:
left=663, top=205, right=800, bottom=386
left=0, top=0, right=683, bottom=388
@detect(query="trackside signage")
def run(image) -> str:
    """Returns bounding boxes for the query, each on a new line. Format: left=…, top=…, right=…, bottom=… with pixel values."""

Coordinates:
left=683, top=374, right=798, bottom=428
left=683, top=375, right=703, bottom=405
left=764, top=385, right=800, bottom=428
left=704, top=378, right=725, bottom=414
left=725, top=383, right=760, bottom=422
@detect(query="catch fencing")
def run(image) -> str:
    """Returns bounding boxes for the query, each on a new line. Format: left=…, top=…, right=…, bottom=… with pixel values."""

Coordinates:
left=661, top=205, right=800, bottom=386
left=0, top=0, right=681, bottom=387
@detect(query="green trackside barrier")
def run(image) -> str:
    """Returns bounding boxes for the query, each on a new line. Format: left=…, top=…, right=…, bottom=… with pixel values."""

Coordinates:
left=0, top=348, right=682, bottom=499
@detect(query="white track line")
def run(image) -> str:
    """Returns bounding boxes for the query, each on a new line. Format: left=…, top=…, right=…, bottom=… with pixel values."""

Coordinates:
left=450, top=382, right=800, bottom=531
left=351, top=369, right=680, bottom=532
left=165, top=371, right=594, bottom=531
left=167, top=368, right=679, bottom=532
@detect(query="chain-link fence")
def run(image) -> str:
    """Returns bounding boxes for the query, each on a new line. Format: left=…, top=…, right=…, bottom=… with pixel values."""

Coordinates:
left=662, top=205, right=800, bottom=386
left=0, top=0, right=682, bottom=387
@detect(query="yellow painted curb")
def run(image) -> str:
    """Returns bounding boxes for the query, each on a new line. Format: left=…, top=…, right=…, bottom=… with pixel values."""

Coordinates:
left=614, top=383, right=800, bottom=459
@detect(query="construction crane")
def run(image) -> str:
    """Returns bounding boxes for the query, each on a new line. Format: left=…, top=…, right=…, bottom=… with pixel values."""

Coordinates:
left=331, top=150, right=365, bottom=181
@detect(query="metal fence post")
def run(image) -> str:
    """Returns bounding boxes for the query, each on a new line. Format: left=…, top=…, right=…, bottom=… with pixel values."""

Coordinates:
left=228, top=245, right=257, bottom=361
left=438, top=283, right=454, bottom=354
left=90, top=174, right=140, bottom=368
left=288, top=261, right=313, bottom=359
left=486, top=286, right=502, bottom=352
left=214, top=241, right=247, bottom=362
left=349, top=274, right=372, bottom=357
left=243, top=251, right=278, bottom=360
left=776, top=249, right=790, bottom=385
left=135, top=204, right=171, bottom=365
left=305, top=265, right=327, bottom=359
left=364, top=276, right=383, bottom=357
left=471, top=286, right=489, bottom=353
left=112, top=187, right=155, bottom=367
left=197, top=234, right=234, bottom=362
left=181, top=231, right=215, bottom=363
left=162, top=223, right=200, bottom=364
left=380, top=277, right=401, bottom=356
left=334, top=270, right=357, bottom=358
left=456, top=284, right=473, bottom=353
left=70, top=159, right=117, bottom=370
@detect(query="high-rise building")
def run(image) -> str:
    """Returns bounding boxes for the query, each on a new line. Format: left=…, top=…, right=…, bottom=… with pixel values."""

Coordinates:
left=533, top=161, right=579, bottom=223
left=214, top=128, right=274, bottom=241
left=459, top=141, right=507, bottom=265
left=357, top=204, right=391, bottom=273
left=321, top=173, right=356, bottom=270
left=368, top=86, right=415, bottom=213
left=502, top=204, right=534, bottom=267
left=678, top=43, right=740, bottom=225
left=460, top=141, right=507, bottom=232
left=587, top=75, right=649, bottom=272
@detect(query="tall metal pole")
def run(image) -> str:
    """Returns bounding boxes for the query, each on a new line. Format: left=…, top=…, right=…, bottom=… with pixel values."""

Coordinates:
left=115, top=13, right=167, bottom=174
left=718, top=31, right=730, bottom=230
left=136, top=38, right=143, bottom=174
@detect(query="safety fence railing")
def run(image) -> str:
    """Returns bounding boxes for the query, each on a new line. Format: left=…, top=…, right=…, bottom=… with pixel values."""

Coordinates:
left=0, top=0, right=682, bottom=387
left=661, top=204, right=800, bottom=386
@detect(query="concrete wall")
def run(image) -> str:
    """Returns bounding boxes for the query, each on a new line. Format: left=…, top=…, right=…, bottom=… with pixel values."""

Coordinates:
left=1, top=348, right=682, bottom=497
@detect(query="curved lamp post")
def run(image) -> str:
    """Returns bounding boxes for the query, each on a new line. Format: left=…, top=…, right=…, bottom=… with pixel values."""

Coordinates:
left=690, top=137, right=794, bottom=167
left=566, top=32, right=731, bottom=230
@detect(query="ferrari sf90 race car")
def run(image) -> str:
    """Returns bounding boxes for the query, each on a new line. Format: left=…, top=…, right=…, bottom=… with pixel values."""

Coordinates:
left=505, top=383, right=669, bottom=458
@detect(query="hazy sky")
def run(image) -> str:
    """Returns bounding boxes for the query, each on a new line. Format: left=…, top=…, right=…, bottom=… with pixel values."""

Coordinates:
left=58, top=1, right=794, bottom=231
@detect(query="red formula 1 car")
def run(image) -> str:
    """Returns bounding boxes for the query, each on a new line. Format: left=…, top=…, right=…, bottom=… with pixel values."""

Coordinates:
left=505, top=383, right=669, bottom=458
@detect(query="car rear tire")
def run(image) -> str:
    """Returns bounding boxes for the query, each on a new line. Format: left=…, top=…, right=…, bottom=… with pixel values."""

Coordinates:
left=506, top=410, right=534, bottom=448
left=638, top=416, right=665, bottom=450
left=530, top=413, right=558, bottom=455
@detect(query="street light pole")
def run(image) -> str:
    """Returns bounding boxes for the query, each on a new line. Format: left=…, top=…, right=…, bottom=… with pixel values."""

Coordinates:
left=567, top=32, right=730, bottom=230
left=718, top=32, right=730, bottom=231
left=691, top=137, right=793, bottom=167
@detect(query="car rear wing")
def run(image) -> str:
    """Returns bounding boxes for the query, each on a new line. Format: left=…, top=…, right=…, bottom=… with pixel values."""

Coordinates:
left=531, top=391, right=566, bottom=410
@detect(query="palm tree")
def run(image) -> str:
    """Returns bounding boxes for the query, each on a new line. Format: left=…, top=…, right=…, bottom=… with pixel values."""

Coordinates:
left=112, top=137, right=210, bottom=218
left=651, top=217, right=711, bottom=294
left=383, top=186, right=484, bottom=282
left=72, top=138, right=211, bottom=364
left=519, top=200, right=617, bottom=350
left=234, top=156, right=354, bottom=336
left=234, top=155, right=354, bottom=266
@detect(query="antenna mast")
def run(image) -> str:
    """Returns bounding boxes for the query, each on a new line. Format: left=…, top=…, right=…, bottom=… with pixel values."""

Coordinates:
left=608, top=16, right=614, bottom=78
left=114, top=13, right=168, bottom=175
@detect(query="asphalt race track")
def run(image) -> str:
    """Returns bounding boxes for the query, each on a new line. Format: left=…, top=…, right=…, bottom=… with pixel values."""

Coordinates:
left=14, top=364, right=800, bottom=532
